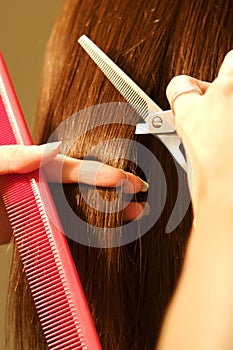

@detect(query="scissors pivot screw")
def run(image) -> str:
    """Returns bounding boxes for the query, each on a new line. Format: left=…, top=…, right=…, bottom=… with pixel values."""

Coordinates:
left=152, top=116, right=163, bottom=129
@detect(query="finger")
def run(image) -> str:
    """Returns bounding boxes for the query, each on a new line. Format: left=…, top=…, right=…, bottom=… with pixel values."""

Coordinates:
left=43, top=154, right=149, bottom=194
left=217, top=50, right=233, bottom=77
left=166, top=75, right=210, bottom=116
left=0, top=142, right=61, bottom=175
left=210, top=51, right=233, bottom=98
left=122, top=202, right=150, bottom=221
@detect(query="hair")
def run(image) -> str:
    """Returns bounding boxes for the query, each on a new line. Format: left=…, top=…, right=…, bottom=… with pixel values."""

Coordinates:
left=6, top=0, right=233, bottom=349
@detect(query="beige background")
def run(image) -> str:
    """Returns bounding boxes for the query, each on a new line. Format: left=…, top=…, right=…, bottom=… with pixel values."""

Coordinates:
left=0, top=1, right=63, bottom=348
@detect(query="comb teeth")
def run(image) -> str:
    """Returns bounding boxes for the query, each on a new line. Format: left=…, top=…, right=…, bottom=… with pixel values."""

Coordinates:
left=78, top=35, right=161, bottom=120
left=1, top=173, right=88, bottom=350
left=0, top=53, right=102, bottom=349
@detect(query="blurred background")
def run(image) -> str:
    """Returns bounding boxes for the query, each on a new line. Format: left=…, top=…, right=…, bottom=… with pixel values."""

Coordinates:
left=0, top=1, right=63, bottom=347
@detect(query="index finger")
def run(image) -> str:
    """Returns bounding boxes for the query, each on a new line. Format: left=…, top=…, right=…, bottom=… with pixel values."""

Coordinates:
left=43, top=154, right=149, bottom=194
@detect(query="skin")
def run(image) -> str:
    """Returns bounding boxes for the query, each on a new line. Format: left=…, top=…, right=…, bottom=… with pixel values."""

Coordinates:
left=1, top=47, right=233, bottom=347
left=166, top=50, right=233, bottom=212
left=157, top=51, right=233, bottom=349
left=0, top=143, right=148, bottom=244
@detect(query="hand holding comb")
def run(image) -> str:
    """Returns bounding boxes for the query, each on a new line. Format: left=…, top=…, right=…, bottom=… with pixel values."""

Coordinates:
left=0, top=52, right=102, bottom=350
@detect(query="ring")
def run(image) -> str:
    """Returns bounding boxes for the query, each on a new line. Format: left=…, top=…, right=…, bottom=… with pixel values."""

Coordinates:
left=171, top=86, right=203, bottom=115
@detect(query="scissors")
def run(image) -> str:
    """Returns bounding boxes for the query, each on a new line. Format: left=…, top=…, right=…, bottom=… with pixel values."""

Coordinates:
left=78, top=35, right=187, bottom=173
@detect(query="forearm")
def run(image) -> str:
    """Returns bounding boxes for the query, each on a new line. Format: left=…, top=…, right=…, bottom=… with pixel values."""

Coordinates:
left=157, top=185, right=233, bottom=350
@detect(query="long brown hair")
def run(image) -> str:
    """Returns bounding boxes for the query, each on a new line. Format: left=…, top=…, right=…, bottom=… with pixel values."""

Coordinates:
left=6, top=0, right=232, bottom=349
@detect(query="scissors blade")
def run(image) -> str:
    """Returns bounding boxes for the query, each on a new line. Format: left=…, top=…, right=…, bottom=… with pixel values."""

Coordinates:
left=78, top=36, right=163, bottom=118
left=78, top=35, right=187, bottom=172
left=158, top=134, right=187, bottom=173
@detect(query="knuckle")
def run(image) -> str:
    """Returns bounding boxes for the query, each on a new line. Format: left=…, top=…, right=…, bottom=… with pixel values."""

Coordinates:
left=167, top=75, right=189, bottom=91
left=167, top=75, right=197, bottom=103
left=214, top=77, right=233, bottom=96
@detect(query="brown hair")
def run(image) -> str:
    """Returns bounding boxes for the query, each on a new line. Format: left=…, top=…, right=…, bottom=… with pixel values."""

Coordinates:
left=6, top=0, right=232, bottom=349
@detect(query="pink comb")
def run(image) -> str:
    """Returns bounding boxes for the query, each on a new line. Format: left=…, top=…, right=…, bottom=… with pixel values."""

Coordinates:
left=0, top=53, right=102, bottom=350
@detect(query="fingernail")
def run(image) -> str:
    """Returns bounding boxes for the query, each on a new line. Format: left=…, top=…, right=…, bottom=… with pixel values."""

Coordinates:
left=142, top=202, right=150, bottom=216
left=40, top=141, right=62, bottom=154
left=136, top=202, right=150, bottom=220
left=140, top=178, right=149, bottom=192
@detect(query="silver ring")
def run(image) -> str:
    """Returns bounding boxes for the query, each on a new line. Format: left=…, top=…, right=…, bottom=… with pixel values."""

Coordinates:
left=171, top=86, right=203, bottom=115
